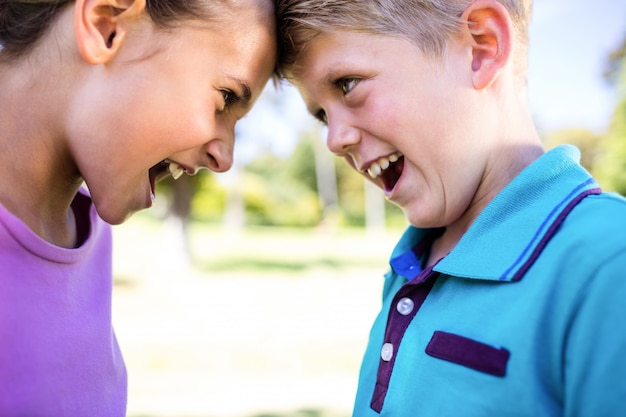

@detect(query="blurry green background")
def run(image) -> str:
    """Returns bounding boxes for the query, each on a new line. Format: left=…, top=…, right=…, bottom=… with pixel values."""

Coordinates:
left=113, top=2, right=626, bottom=416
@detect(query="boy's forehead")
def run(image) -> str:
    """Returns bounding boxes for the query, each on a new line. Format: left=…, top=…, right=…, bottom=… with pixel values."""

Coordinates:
left=291, top=30, right=416, bottom=79
left=295, top=31, right=373, bottom=65
left=289, top=32, right=347, bottom=82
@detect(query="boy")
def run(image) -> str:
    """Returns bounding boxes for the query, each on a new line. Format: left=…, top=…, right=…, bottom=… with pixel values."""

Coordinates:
left=276, top=0, right=626, bottom=415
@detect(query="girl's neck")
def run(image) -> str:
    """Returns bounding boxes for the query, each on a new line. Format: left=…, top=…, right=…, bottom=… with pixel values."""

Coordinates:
left=0, top=70, right=83, bottom=248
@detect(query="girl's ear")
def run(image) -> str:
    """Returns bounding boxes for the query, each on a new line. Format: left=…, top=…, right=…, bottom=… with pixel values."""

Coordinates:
left=460, top=0, right=513, bottom=90
left=74, top=0, right=147, bottom=65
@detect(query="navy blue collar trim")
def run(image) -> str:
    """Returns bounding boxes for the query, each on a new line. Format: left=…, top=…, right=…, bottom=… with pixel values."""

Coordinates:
left=508, top=183, right=601, bottom=281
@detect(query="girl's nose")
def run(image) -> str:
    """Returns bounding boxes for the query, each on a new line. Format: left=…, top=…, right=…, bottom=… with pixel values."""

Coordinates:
left=203, top=124, right=235, bottom=172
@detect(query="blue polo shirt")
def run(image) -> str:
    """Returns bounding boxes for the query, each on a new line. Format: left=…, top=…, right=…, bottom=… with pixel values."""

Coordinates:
left=353, top=145, right=626, bottom=417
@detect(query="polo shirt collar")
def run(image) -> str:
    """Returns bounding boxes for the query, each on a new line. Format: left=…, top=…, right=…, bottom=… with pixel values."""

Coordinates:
left=389, top=145, right=601, bottom=283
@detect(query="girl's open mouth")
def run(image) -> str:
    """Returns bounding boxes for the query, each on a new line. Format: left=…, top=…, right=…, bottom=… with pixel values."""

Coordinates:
left=148, top=160, right=179, bottom=199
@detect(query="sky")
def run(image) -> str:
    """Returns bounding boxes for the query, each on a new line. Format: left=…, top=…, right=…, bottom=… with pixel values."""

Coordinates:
left=235, top=0, right=626, bottom=164
left=527, top=0, right=626, bottom=133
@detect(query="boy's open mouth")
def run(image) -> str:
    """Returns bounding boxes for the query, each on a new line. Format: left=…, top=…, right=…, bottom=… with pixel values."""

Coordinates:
left=366, top=152, right=404, bottom=193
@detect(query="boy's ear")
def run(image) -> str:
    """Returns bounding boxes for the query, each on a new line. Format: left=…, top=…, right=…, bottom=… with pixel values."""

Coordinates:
left=74, top=0, right=147, bottom=65
left=461, top=0, right=513, bottom=90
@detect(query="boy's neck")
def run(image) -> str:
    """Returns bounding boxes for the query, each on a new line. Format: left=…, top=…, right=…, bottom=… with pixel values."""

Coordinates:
left=426, top=141, right=544, bottom=267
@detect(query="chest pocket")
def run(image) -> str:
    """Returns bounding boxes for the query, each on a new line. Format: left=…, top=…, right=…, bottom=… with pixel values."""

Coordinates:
left=425, top=330, right=510, bottom=377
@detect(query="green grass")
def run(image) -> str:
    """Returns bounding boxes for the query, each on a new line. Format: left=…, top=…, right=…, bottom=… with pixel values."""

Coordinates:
left=185, top=223, right=402, bottom=275
left=112, top=215, right=402, bottom=417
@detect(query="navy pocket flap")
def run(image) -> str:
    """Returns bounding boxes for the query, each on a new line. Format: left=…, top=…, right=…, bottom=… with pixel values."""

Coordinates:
left=425, top=331, right=510, bottom=377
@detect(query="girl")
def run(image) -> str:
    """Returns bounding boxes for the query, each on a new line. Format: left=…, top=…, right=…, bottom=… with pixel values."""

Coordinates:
left=0, top=0, right=276, bottom=414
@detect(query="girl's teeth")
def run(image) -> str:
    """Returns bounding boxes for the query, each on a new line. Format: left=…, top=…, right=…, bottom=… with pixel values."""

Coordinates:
left=168, top=162, right=184, bottom=180
left=388, top=153, right=399, bottom=163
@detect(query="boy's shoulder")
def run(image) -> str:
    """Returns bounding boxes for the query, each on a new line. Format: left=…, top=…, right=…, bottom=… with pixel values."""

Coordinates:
left=562, top=191, right=626, bottom=243
left=569, top=191, right=626, bottom=228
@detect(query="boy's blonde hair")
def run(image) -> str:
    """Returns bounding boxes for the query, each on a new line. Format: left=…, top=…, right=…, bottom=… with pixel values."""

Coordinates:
left=277, top=0, right=533, bottom=80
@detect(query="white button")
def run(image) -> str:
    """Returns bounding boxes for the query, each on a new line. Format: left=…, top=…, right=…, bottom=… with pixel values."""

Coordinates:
left=397, top=297, right=415, bottom=315
left=381, top=343, right=394, bottom=362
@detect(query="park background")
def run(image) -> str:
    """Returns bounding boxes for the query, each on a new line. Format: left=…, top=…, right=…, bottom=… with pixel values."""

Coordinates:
left=112, top=1, right=626, bottom=416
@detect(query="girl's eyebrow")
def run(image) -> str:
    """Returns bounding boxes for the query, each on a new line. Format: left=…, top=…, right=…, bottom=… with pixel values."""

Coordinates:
left=230, top=77, right=252, bottom=102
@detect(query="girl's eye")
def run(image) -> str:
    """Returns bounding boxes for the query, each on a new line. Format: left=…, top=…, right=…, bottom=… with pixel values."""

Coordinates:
left=221, top=89, right=240, bottom=109
left=340, top=77, right=360, bottom=95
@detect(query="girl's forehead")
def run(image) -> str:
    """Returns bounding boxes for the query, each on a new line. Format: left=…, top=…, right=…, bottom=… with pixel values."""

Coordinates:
left=219, top=0, right=275, bottom=17
left=214, top=0, right=275, bottom=32
left=176, top=0, right=275, bottom=40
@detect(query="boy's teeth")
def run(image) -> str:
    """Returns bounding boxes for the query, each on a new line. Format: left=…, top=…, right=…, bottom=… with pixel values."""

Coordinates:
left=368, top=163, right=382, bottom=178
left=367, top=152, right=402, bottom=179
left=168, top=162, right=184, bottom=180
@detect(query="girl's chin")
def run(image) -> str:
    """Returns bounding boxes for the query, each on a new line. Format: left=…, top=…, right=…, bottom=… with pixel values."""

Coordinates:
left=94, top=197, right=143, bottom=226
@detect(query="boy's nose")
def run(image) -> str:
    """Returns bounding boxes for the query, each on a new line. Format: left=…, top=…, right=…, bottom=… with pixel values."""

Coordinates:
left=326, top=118, right=360, bottom=155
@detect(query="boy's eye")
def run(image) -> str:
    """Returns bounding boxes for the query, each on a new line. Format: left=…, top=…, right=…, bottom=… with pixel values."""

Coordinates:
left=315, top=108, right=328, bottom=125
left=339, top=77, right=360, bottom=95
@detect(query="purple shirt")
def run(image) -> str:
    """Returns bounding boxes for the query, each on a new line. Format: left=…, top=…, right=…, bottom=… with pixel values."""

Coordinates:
left=0, top=190, right=127, bottom=416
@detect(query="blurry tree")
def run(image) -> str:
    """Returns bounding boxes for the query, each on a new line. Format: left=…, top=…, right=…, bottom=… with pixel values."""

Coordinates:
left=221, top=165, right=245, bottom=235
left=244, top=146, right=321, bottom=227
left=594, top=34, right=626, bottom=194
left=604, top=36, right=626, bottom=87
left=364, top=179, right=385, bottom=236
left=240, top=132, right=405, bottom=229
left=542, top=128, right=602, bottom=172
left=188, top=172, right=228, bottom=222
left=312, top=130, right=340, bottom=227
left=292, top=129, right=369, bottom=228
left=334, top=156, right=365, bottom=226
left=156, top=172, right=224, bottom=264
left=543, top=33, right=626, bottom=195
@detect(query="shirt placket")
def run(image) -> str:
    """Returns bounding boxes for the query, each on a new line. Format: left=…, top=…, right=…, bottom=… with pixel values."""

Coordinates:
left=370, top=264, right=439, bottom=413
